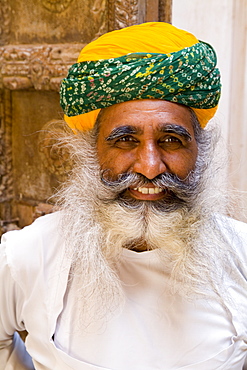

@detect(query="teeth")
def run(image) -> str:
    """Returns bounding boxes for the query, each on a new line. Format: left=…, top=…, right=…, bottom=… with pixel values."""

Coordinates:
left=154, top=188, right=162, bottom=194
left=133, top=187, right=163, bottom=194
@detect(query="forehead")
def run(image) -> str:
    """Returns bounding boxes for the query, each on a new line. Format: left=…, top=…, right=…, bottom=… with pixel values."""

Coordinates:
left=97, top=99, right=194, bottom=135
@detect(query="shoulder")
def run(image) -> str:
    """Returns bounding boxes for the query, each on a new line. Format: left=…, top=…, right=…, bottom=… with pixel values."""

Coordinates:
left=216, top=214, right=247, bottom=247
left=0, top=212, right=71, bottom=339
left=215, top=214, right=247, bottom=272
left=224, top=216, right=247, bottom=235
left=215, top=216, right=247, bottom=330
left=1, top=212, right=66, bottom=287
left=1, top=211, right=63, bottom=254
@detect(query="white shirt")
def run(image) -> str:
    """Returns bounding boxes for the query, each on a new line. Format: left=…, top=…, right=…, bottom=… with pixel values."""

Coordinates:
left=1, top=212, right=247, bottom=369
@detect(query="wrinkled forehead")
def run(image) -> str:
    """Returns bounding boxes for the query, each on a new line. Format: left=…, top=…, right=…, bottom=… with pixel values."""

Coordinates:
left=94, top=99, right=198, bottom=137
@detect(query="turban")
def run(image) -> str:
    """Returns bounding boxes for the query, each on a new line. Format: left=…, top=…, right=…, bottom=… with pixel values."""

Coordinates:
left=60, top=22, right=221, bottom=130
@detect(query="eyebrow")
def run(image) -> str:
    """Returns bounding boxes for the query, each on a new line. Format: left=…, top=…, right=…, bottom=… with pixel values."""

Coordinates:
left=105, top=125, right=143, bottom=141
left=105, top=123, right=192, bottom=142
left=159, top=124, right=192, bottom=141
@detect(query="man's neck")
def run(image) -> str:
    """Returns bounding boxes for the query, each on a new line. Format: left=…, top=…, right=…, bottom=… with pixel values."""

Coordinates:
left=126, top=241, right=149, bottom=252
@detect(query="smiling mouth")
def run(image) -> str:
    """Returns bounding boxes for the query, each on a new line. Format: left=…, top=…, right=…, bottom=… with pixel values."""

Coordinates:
left=133, top=187, right=163, bottom=194
left=127, top=186, right=166, bottom=201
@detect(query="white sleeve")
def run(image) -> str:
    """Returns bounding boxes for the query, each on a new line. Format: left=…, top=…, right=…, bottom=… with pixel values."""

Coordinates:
left=0, top=239, right=34, bottom=370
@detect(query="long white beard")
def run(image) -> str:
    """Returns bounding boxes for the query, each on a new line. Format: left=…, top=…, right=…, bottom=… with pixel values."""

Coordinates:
left=54, top=121, right=235, bottom=326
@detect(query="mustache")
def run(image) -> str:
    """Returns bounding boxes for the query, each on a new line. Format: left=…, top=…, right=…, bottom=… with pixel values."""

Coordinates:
left=100, top=171, right=200, bottom=203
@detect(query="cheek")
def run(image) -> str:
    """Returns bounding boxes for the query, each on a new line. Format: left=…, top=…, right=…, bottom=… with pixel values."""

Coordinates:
left=168, top=149, right=198, bottom=178
left=97, top=148, right=134, bottom=175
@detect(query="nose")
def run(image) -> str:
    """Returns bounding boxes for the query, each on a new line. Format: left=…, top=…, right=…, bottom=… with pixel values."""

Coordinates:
left=132, top=142, right=167, bottom=180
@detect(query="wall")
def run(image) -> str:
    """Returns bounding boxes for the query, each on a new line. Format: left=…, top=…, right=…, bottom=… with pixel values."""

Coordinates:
left=172, top=0, right=247, bottom=220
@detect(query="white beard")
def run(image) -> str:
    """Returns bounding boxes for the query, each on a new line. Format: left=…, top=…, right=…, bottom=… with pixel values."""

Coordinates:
left=54, top=121, right=236, bottom=326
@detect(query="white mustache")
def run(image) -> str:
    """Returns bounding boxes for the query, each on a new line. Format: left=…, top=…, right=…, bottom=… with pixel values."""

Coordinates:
left=100, top=170, right=201, bottom=203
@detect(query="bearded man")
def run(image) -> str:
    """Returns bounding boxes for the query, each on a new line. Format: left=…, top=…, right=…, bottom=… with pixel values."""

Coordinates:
left=1, top=22, right=247, bottom=370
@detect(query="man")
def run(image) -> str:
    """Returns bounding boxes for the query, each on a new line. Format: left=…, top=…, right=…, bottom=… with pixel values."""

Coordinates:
left=1, top=22, right=247, bottom=369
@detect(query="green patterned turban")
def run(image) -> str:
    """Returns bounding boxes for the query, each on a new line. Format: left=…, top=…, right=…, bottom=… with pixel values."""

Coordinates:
left=60, top=22, right=221, bottom=130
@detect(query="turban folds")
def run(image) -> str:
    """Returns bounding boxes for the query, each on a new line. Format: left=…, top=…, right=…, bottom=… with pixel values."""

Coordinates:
left=60, top=22, right=221, bottom=130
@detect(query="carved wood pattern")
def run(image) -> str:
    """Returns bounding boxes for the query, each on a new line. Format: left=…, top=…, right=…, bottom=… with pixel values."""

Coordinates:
left=0, top=89, right=13, bottom=204
left=116, top=0, right=139, bottom=28
left=38, top=120, right=73, bottom=181
left=0, top=90, right=5, bottom=200
left=90, top=0, right=108, bottom=39
left=108, top=0, right=140, bottom=31
left=107, top=0, right=171, bottom=31
left=0, top=0, right=11, bottom=46
left=0, top=44, right=84, bottom=91
left=41, top=0, right=74, bottom=13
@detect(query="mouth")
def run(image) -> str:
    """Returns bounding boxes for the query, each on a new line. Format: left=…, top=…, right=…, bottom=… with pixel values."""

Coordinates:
left=133, top=186, right=163, bottom=194
left=128, top=185, right=166, bottom=201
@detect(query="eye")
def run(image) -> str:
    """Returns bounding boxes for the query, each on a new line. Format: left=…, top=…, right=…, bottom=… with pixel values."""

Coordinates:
left=164, top=136, right=181, bottom=143
left=159, top=135, right=183, bottom=150
left=117, top=136, right=135, bottom=142
left=114, top=135, right=139, bottom=149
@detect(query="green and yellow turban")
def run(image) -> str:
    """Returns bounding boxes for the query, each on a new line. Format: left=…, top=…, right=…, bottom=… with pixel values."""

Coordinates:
left=60, top=22, right=221, bottom=130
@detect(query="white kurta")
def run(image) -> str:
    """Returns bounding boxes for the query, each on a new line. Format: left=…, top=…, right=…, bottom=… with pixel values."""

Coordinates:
left=1, top=212, right=247, bottom=370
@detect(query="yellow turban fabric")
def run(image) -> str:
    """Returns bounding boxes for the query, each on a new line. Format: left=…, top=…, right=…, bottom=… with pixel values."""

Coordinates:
left=62, top=22, right=221, bottom=131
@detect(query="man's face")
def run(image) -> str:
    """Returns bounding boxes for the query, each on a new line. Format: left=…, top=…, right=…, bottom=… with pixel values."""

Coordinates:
left=96, top=99, right=198, bottom=202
